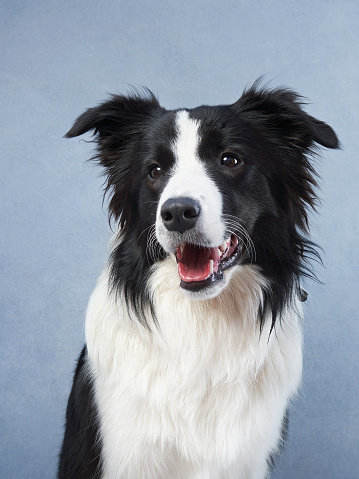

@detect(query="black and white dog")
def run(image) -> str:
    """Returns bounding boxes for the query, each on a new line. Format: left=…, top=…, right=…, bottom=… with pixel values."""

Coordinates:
left=58, top=83, right=339, bottom=479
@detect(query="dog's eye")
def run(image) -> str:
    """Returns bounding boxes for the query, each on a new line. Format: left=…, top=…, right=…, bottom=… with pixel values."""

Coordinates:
left=148, top=164, right=163, bottom=180
left=220, top=154, right=242, bottom=168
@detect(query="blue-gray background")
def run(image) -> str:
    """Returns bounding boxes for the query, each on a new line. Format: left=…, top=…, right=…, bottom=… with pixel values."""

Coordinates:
left=1, top=1, right=358, bottom=478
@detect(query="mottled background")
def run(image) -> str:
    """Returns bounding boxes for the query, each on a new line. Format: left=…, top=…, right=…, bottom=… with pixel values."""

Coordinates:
left=1, top=1, right=358, bottom=478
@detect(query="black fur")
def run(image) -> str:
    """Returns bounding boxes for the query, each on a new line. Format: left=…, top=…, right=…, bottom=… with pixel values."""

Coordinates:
left=267, top=409, right=290, bottom=471
left=58, top=347, right=102, bottom=478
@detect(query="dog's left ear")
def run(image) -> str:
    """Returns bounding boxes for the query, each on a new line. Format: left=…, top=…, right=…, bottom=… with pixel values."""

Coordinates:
left=304, top=114, right=339, bottom=149
left=234, top=84, right=340, bottom=151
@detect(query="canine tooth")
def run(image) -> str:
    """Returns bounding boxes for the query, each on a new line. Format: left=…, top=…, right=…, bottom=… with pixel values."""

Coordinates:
left=209, top=259, right=214, bottom=274
left=219, top=241, right=227, bottom=252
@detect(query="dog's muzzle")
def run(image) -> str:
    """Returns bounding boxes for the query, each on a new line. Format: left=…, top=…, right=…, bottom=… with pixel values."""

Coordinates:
left=158, top=196, right=244, bottom=293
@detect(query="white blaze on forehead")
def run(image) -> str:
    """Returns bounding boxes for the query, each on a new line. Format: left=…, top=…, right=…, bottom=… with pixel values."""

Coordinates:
left=165, top=110, right=208, bottom=196
left=156, top=110, right=225, bottom=248
left=172, top=110, right=201, bottom=170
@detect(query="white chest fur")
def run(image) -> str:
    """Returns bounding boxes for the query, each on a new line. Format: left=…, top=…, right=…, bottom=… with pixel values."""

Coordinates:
left=85, top=258, right=303, bottom=479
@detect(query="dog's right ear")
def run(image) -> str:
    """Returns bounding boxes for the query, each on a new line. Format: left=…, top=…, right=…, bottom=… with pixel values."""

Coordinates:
left=65, top=91, right=162, bottom=225
left=65, top=91, right=161, bottom=141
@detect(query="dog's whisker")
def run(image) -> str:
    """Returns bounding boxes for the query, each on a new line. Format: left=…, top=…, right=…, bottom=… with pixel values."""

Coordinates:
left=223, top=217, right=256, bottom=263
left=140, top=200, right=159, bottom=208
left=138, top=224, right=154, bottom=242
left=146, top=226, right=158, bottom=263
left=146, top=226, right=164, bottom=263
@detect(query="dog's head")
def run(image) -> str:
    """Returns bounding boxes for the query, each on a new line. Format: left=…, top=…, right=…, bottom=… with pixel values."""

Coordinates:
left=66, top=84, right=339, bottom=321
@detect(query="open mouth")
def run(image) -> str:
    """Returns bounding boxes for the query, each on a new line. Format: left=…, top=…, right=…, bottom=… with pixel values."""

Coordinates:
left=175, top=234, right=242, bottom=291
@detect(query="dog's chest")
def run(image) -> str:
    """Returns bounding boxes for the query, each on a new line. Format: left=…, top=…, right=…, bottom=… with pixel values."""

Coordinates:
left=85, top=264, right=303, bottom=478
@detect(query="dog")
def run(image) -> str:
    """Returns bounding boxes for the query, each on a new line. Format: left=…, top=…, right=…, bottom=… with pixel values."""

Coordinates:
left=58, top=82, right=339, bottom=479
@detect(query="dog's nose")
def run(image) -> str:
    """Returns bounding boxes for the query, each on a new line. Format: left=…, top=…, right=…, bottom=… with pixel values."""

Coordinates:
left=161, top=197, right=201, bottom=233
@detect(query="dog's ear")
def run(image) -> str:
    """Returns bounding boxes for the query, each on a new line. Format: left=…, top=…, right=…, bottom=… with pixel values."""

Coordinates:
left=234, top=83, right=340, bottom=151
left=303, top=114, right=339, bottom=149
left=65, top=91, right=162, bottom=225
left=65, top=91, right=161, bottom=141
left=235, top=83, right=340, bottom=233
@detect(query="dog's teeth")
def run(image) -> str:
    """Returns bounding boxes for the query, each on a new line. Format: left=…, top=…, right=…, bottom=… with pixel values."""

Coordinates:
left=219, top=242, right=227, bottom=252
left=209, top=259, right=214, bottom=275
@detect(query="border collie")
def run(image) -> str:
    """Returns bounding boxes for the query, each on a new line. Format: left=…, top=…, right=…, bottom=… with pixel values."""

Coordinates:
left=58, top=83, right=339, bottom=479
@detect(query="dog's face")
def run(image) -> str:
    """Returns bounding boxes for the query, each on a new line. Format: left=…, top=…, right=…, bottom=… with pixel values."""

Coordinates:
left=151, top=108, right=272, bottom=299
left=66, top=86, right=339, bottom=306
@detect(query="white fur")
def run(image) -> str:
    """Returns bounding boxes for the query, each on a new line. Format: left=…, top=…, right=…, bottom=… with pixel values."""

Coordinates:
left=156, top=110, right=225, bottom=252
left=86, top=255, right=303, bottom=479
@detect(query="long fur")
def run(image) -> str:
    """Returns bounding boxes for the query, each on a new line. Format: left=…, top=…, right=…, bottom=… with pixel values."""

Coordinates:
left=58, top=83, right=339, bottom=479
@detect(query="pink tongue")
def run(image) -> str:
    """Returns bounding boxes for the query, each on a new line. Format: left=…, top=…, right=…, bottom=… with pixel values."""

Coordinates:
left=177, top=244, right=218, bottom=282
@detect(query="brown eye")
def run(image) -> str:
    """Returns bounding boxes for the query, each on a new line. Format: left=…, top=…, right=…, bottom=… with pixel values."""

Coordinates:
left=148, top=164, right=162, bottom=180
left=220, top=154, right=242, bottom=168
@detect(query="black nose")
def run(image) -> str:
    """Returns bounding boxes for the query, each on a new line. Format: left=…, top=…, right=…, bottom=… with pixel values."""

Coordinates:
left=161, top=197, right=201, bottom=233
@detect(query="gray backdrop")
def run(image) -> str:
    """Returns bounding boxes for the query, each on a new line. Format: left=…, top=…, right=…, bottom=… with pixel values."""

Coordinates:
left=1, top=1, right=358, bottom=478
